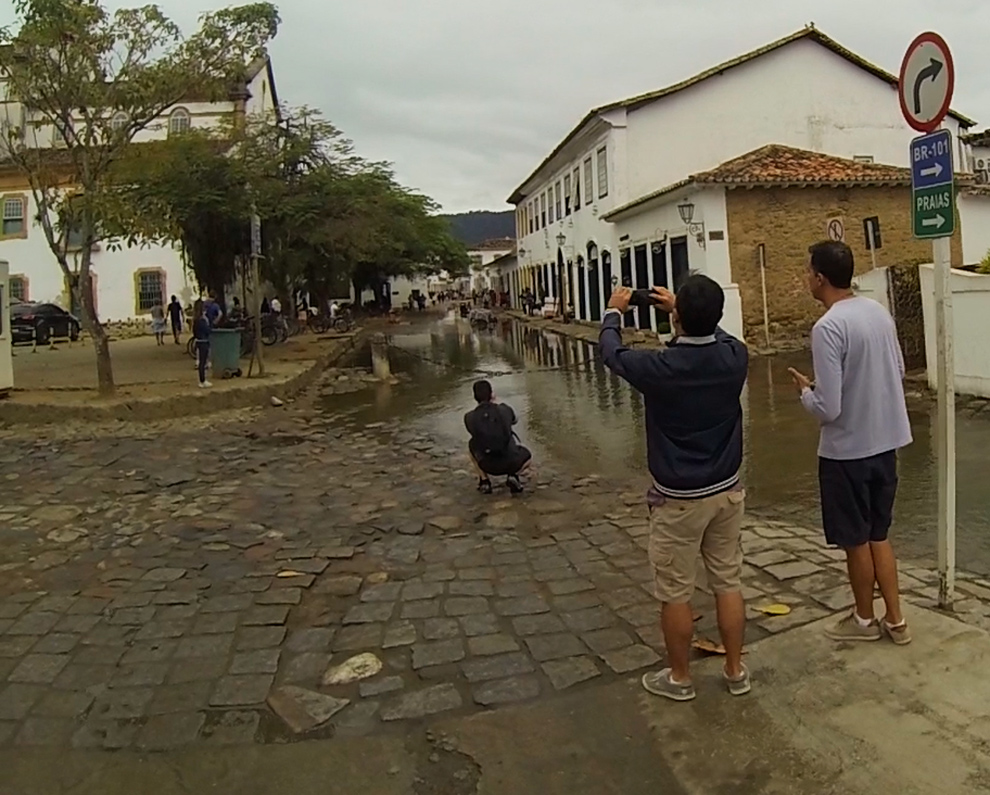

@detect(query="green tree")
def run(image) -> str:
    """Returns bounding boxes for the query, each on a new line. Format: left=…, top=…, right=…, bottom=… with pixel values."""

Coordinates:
left=113, top=107, right=468, bottom=313
left=0, top=0, right=279, bottom=395
left=345, top=172, right=470, bottom=305
left=110, top=131, right=253, bottom=305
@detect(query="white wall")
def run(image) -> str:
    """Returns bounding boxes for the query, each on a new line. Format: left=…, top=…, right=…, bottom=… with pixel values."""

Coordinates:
left=852, top=267, right=892, bottom=314
left=919, top=264, right=990, bottom=397
left=625, top=38, right=968, bottom=199
left=0, top=60, right=282, bottom=322
left=245, top=67, right=274, bottom=117
left=958, top=193, right=990, bottom=266
left=511, top=34, right=977, bottom=335
left=515, top=121, right=623, bottom=309
left=467, top=248, right=512, bottom=267
left=1, top=198, right=192, bottom=322
left=609, top=187, right=743, bottom=339
left=354, top=275, right=429, bottom=308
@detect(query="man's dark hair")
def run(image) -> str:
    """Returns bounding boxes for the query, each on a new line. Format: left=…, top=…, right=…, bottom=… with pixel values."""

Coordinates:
left=808, top=240, right=854, bottom=289
left=675, top=274, right=724, bottom=337
left=473, top=380, right=493, bottom=403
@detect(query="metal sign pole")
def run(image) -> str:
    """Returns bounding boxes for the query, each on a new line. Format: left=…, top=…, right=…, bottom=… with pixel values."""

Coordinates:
left=900, top=32, right=956, bottom=608
left=934, top=234, right=956, bottom=607
left=758, top=243, right=770, bottom=348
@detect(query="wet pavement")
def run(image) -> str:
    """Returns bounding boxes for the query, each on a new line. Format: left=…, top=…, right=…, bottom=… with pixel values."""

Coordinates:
left=375, top=314, right=990, bottom=573
left=1, top=313, right=989, bottom=757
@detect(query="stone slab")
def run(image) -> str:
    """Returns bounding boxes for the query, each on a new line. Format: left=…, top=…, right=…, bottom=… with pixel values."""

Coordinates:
left=267, top=686, right=349, bottom=733
left=542, top=656, right=602, bottom=690
left=380, top=684, right=462, bottom=721
left=471, top=675, right=540, bottom=706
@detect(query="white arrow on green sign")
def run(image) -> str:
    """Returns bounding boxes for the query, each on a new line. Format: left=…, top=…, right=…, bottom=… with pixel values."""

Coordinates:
left=913, top=184, right=954, bottom=238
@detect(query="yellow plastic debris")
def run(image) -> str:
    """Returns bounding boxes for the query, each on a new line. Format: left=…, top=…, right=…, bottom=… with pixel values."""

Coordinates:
left=756, top=604, right=792, bottom=616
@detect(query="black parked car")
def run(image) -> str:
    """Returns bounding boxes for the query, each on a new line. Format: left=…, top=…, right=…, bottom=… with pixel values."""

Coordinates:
left=11, top=302, right=81, bottom=345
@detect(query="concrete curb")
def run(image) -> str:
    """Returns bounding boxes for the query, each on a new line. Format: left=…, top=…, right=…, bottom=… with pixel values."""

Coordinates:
left=0, top=332, right=363, bottom=426
left=503, top=310, right=818, bottom=357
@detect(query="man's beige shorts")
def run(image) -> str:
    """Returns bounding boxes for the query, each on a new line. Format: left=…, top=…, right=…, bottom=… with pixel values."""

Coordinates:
left=648, top=490, right=745, bottom=604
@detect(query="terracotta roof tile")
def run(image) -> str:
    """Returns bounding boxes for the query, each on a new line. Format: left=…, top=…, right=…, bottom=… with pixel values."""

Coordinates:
left=473, top=237, right=515, bottom=250
left=693, top=144, right=910, bottom=186
left=603, top=144, right=965, bottom=221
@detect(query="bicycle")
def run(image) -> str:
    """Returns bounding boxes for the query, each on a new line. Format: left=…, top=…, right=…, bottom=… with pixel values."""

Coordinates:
left=284, top=315, right=303, bottom=338
left=187, top=315, right=279, bottom=359
left=331, top=307, right=354, bottom=333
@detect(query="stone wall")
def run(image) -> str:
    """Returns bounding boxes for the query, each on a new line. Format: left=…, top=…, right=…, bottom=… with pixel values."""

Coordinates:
left=725, top=186, right=963, bottom=344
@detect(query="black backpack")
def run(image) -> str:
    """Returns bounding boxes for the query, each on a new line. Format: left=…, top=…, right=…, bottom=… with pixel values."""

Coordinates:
left=472, top=404, right=512, bottom=455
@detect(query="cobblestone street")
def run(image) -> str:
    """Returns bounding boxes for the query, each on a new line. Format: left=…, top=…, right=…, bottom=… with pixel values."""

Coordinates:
left=1, top=347, right=989, bottom=755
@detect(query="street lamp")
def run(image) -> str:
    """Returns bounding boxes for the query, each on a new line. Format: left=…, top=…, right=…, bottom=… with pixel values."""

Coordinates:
left=555, top=232, right=568, bottom=319
left=677, top=199, right=707, bottom=249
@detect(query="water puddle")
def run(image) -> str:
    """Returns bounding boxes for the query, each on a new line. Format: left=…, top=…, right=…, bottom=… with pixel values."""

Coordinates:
left=319, top=314, right=990, bottom=573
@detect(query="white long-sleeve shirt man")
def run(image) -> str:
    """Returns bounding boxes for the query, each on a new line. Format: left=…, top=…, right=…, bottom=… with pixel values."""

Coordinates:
left=800, top=296, right=912, bottom=460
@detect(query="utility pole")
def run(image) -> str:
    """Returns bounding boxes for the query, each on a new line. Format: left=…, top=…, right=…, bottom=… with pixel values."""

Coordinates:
left=249, top=211, right=265, bottom=377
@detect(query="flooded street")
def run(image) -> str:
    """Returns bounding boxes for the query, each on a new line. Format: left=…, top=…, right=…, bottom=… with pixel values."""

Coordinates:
left=341, top=314, right=990, bottom=575
left=5, top=312, right=990, bottom=778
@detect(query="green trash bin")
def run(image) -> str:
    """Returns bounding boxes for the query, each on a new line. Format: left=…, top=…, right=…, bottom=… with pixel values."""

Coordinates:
left=210, top=328, right=242, bottom=379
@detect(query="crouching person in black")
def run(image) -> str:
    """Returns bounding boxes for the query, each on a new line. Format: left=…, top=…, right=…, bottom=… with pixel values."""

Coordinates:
left=465, top=380, right=532, bottom=494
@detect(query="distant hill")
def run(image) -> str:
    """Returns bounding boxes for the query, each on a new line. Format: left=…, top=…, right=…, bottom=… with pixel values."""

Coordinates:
left=441, top=210, right=514, bottom=247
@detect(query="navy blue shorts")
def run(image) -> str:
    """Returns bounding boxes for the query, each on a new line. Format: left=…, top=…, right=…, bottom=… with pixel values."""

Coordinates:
left=818, top=451, right=898, bottom=548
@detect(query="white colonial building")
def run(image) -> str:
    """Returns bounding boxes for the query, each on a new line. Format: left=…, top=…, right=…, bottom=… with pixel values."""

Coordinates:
left=466, top=237, right=514, bottom=293
left=0, top=57, right=279, bottom=321
left=503, top=26, right=987, bottom=340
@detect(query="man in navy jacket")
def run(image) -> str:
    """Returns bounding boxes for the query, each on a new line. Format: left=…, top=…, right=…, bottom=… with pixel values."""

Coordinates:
left=600, top=275, right=749, bottom=702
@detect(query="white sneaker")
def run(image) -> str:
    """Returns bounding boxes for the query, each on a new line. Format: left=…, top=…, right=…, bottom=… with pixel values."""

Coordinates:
left=199, top=381, right=213, bottom=389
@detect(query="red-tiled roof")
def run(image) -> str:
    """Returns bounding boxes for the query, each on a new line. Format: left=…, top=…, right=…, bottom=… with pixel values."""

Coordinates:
left=507, top=25, right=977, bottom=204
left=604, top=145, right=925, bottom=220
left=472, top=237, right=515, bottom=250
left=694, top=144, right=909, bottom=186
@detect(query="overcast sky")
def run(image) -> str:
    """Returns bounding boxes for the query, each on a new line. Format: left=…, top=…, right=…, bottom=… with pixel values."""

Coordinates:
left=6, top=0, right=990, bottom=212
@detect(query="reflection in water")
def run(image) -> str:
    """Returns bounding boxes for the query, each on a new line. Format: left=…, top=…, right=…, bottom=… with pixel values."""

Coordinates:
left=325, top=315, right=990, bottom=573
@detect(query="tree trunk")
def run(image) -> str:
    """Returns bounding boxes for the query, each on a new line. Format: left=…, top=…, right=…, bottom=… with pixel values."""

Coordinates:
left=77, top=267, right=115, bottom=397
left=76, top=203, right=115, bottom=397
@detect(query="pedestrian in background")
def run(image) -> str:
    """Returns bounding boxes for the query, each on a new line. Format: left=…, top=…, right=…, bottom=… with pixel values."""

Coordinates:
left=204, top=291, right=223, bottom=327
left=150, top=300, right=167, bottom=346
left=789, top=240, right=913, bottom=645
left=193, top=299, right=212, bottom=389
left=600, top=276, right=750, bottom=701
left=167, top=294, right=183, bottom=345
